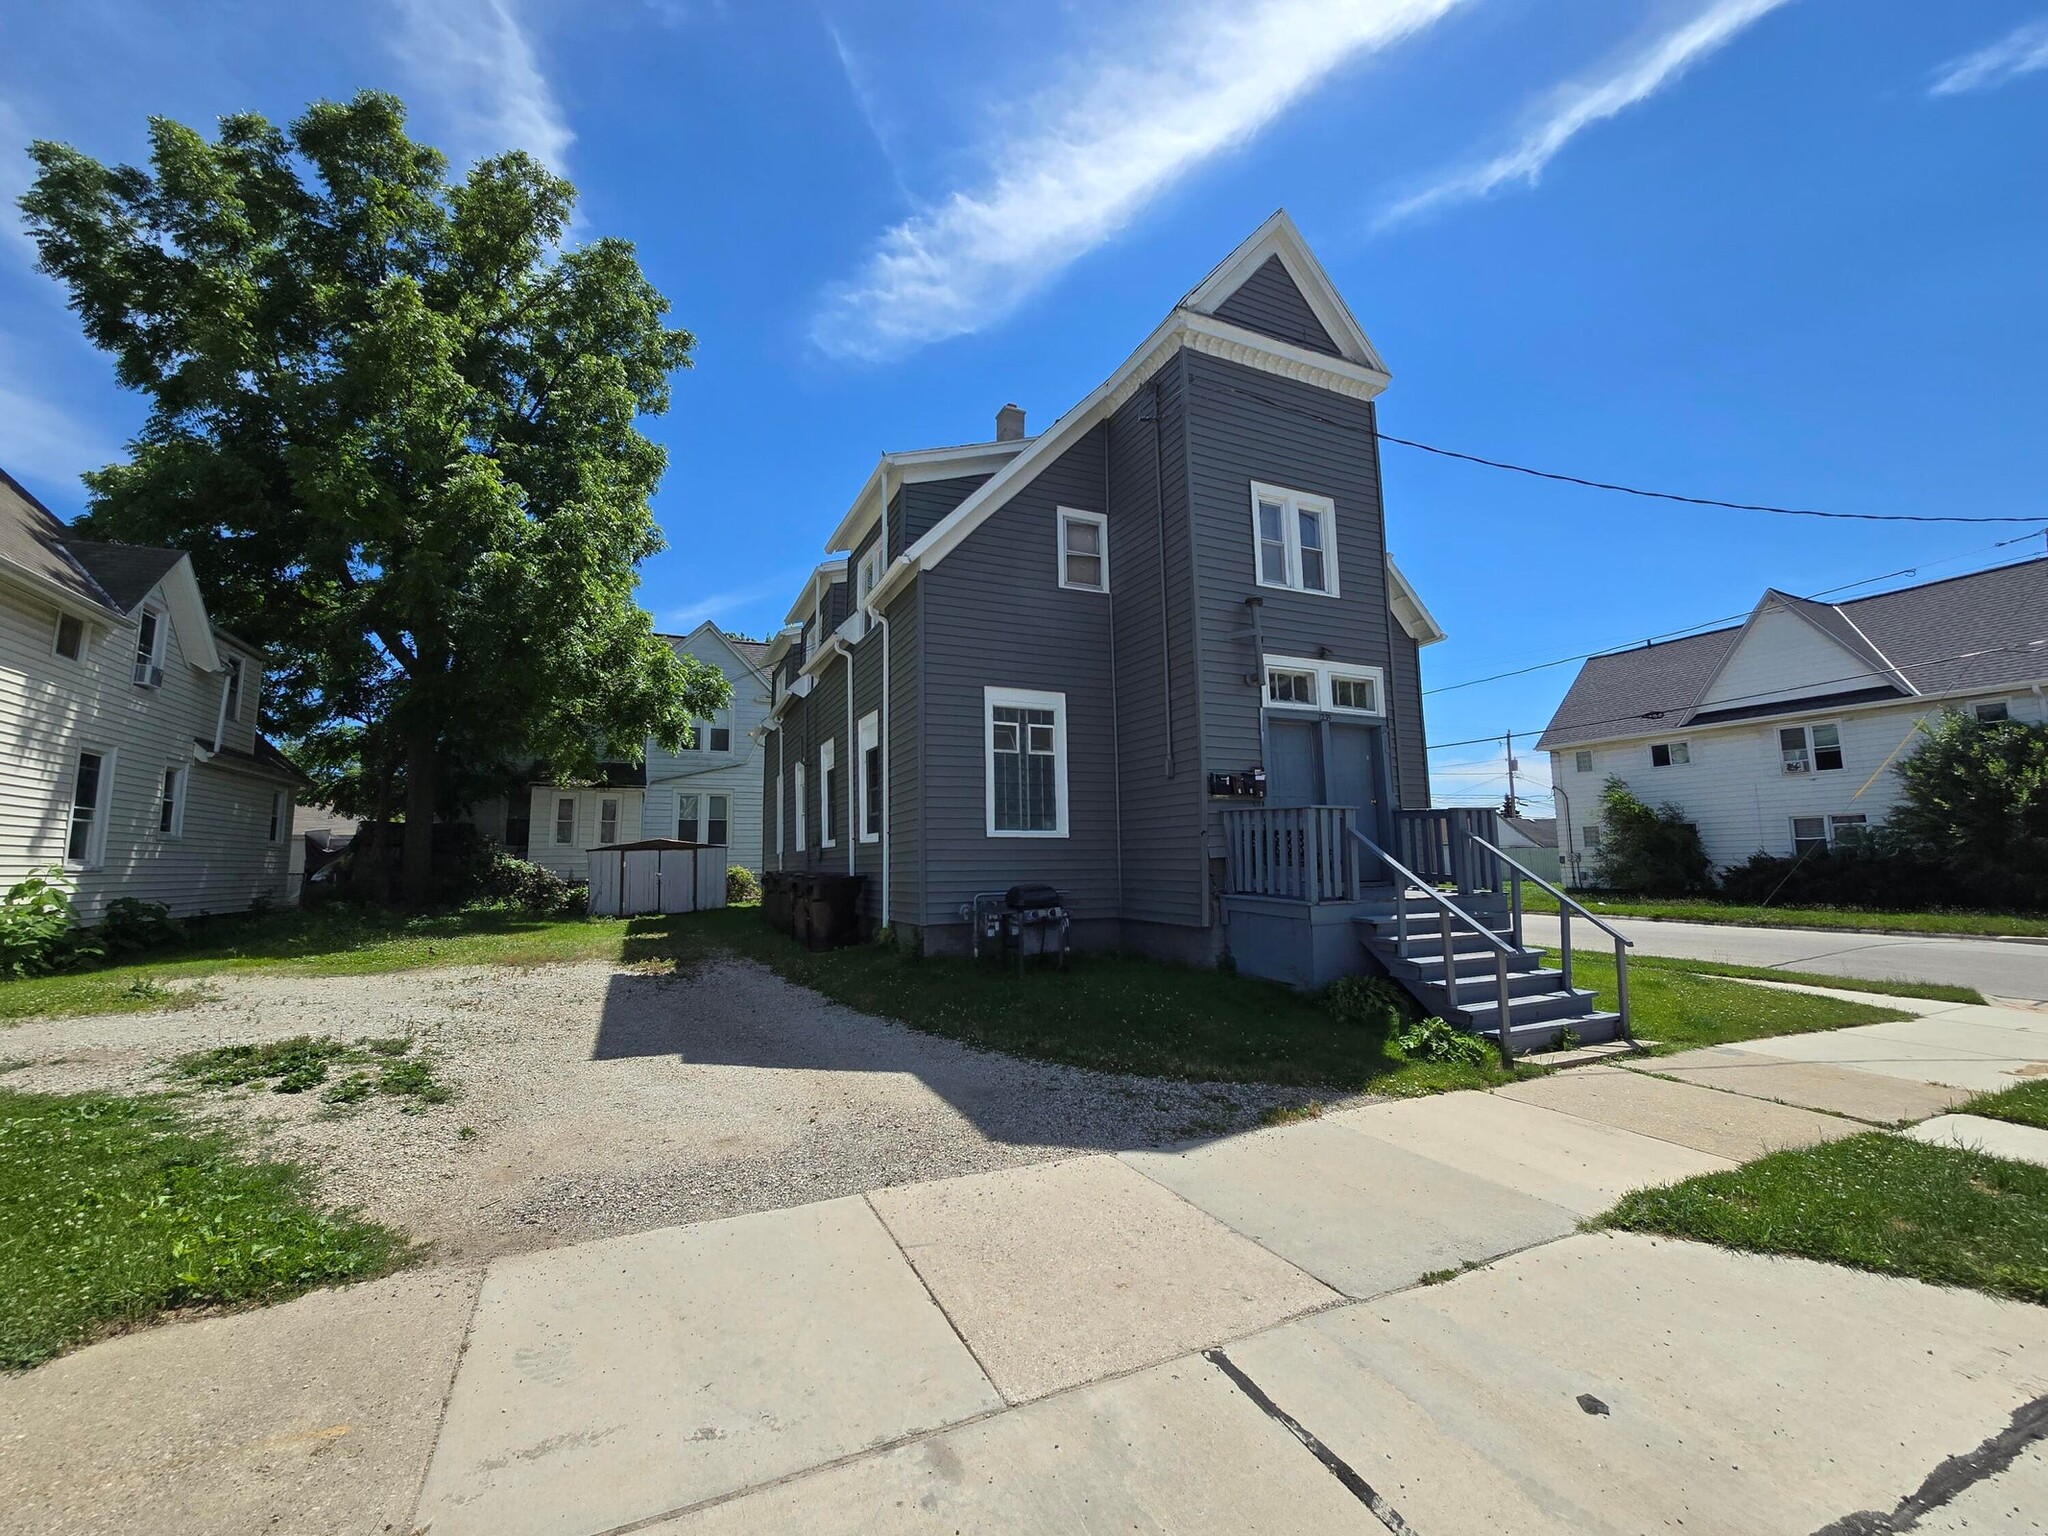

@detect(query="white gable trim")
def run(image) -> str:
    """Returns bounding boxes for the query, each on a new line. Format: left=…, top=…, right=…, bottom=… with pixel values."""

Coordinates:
left=783, top=557, right=849, bottom=626
left=824, top=440, right=1035, bottom=555
left=156, top=555, right=222, bottom=674
left=1684, top=592, right=1909, bottom=725
left=1180, top=209, right=1389, bottom=375
left=1387, top=558, right=1446, bottom=646
left=676, top=620, right=770, bottom=686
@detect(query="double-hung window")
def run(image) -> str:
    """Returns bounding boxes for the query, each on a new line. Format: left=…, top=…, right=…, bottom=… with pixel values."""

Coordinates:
left=224, top=656, right=244, bottom=722
left=857, top=545, right=884, bottom=606
left=599, top=797, right=619, bottom=845
left=554, top=796, right=575, bottom=844
left=1780, top=723, right=1842, bottom=773
left=794, top=762, right=808, bottom=850
left=820, top=740, right=839, bottom=847
left=857, top=712, right=881, bottom=842
left=1791, top=816, right=1828, bottom=856
left=1057, top=509, right=1107, bottom=592
left=133, top=609, right=165, bottom=686
left=1262, top=655, right=1382, bottom=716
left=159, top=766, right=186, bottom=838
left=985, top=687, right=1067, bottom=837
left=66, top=749, right=111, bottom=867
left=705, top=794, right=729, bottom=848
left=269, top=790, right=288, bottom=844
left=677, top=793, right=700, bottom=843
left=691, top=715, right=731, bottom=753
left=53, top=613, right=84, bottom=661
left=1650, top=741, right=1690, bottom=767
left=1829, top=813, right=1870, bottom=849
left=1250, top=484, right=1338, bottom=596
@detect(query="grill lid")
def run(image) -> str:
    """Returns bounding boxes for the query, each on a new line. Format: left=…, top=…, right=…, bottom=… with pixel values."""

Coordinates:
left=1005, top=883, right=1062, bottom=910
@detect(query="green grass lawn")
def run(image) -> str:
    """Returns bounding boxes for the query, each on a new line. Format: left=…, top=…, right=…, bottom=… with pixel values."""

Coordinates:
left=653, top=908, right=1512, bottom=1095
left=1514, top=886, right=2048, bottom=939
left=1551, top=948, right=1914, bottom=1053
left=0, top=1088, right=408, bottom=1369
left=1962, top=1080, right=2048, bottom=1133
left=1596, top=1132, right=2048, bottom=1305
left=0, top=906, right=643, bottom=1022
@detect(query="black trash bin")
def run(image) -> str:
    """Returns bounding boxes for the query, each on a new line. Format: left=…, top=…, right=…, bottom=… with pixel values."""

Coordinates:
left=760, top=871, right=796, bottom=936
left=801, top=873, right=867, bottom=951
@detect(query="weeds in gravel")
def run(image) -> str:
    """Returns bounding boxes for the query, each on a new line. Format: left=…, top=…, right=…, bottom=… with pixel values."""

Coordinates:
left=0, top=1088, right=408, bottom=1368
left=1260, top=1100, right=1327, bottom=1127
left=173, top=1036, right=452, bottom=1110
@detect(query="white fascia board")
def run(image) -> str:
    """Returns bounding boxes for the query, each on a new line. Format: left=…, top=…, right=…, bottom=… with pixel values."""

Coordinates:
left=1541, top=678, right=2048, bottom=754
left=782, top=557, right=849, bottom=626
left=762, top=623, right=803, bottom=670
left=1179, top=208, right=1389, bottom=376
left=0, top=560, right=124, bottom=627
left=160, top=556, right=222, bottom=673
left=824, top=440, right=1036, bottom=555
left=677, top=619, right=772, bottom=686
left=1387, top=557, right=1446, bottom=646
left=899, top=312, right=1389, bottom=582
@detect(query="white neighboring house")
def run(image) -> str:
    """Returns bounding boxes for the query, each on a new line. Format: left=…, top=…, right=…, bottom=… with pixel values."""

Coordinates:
left=519, top=622, right=772, bottom=882
left=1540, top=558, right=2048, bottom=883
left=0, top=468, right=299, bottom=921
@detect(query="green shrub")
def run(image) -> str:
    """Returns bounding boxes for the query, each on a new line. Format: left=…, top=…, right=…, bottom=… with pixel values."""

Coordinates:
left=1324, top=974, right=1407, bottom=1031
left=1886, top=711, right=2048, bottom=907
left=469, top=855, right=577, bottom=914
left=99, top=897, right=183, bottom=955
left=0, top=870, right=95, bottom=979
left=1393, top=1015, right=1492, bottom=1067
left=1591, top=778, right=1712, bottom=894
left=726, top=865, right=762, bottom=904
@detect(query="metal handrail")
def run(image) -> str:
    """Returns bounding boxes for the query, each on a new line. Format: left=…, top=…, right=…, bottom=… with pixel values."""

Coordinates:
left=1349, top=827, right=1517, bottom=1069
left=1469, top=834, right=1637, bottom=1048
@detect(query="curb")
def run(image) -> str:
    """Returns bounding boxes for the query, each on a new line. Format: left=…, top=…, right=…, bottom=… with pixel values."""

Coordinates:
left=1536, top=911, right=2048, bottom=947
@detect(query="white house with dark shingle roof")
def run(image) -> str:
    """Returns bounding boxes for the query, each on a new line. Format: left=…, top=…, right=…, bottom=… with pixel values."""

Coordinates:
left=1539, top=558, right=2048, bottom=882
left=0, top=467, right=300, bottom=920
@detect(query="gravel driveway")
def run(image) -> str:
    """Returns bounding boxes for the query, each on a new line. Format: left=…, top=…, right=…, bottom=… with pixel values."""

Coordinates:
left=2, top=957, right=1338, bottom=1262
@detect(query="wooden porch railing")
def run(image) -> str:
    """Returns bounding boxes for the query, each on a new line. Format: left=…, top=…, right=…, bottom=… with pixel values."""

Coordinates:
left=1222, top=805, right=1360, bottom=903
left=1393, top=807, right=1503, bottom=893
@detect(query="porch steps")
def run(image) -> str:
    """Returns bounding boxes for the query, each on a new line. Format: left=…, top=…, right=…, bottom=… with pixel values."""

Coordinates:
left=1354, top=894, right=1625, bottom=1054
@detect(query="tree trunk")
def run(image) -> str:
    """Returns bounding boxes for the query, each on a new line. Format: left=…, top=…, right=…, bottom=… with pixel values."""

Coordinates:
left=401, top=723, right=437, bottom=907
left=358, top=754, right=396, bottom=906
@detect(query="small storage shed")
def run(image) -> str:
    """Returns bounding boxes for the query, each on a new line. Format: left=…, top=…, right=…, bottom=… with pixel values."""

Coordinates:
left=585, top=839, right=729, bottom=917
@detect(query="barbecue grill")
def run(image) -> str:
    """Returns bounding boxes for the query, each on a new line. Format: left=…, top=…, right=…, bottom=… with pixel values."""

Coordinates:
left=963, top=885, right=1070, bottom=972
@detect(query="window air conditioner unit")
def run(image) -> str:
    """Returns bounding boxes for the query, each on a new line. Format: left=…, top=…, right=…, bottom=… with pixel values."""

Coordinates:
left=1783, top=761, right=1807, bottom=774
left=134, top=662, right=164, bottom=687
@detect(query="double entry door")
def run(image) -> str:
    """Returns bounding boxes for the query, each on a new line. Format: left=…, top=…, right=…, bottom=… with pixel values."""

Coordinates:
left=1265, top=714, right=1388, bottom=880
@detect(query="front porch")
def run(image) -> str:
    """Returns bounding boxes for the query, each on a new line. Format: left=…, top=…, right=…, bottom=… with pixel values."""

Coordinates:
left=1219, top=805, right=1632, bottom=1054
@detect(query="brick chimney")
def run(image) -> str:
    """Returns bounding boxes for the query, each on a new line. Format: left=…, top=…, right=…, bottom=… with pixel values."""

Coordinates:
left=995, top=403, right=1026, bottom=442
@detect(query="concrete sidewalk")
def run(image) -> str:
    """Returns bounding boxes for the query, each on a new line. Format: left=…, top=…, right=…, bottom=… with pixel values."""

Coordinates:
left=7, top=993, right=2047, bottom=1536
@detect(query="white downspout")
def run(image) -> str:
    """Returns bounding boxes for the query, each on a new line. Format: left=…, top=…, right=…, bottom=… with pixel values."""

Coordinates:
left=873, top=608, right=890, bottom=928
left=213, top=666, right=232, bottom=752
left=827, top=634, right=856, bottom=876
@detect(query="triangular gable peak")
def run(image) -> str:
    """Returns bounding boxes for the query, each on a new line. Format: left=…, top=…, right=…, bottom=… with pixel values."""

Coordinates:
left=1180, top=209, right=1389, bottom=375
left=1687, top=590, right=1909, bottom=721
left=673, top=620, right=770, bottom=685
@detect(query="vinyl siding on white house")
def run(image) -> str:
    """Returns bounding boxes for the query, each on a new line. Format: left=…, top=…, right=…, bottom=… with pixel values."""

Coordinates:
left=522, top=787, right=646, bottom=881
left=639, top=627, right=771, bottom=876
left=0, top=576, right=292, bottom=921
left=1552, top=688, right=2047, bottom=879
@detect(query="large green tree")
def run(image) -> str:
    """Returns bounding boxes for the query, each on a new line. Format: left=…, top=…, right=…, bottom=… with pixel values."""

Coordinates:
left=1889, top=710, right=2048, bottom=888
left=20, top=92, right=726, bottom=899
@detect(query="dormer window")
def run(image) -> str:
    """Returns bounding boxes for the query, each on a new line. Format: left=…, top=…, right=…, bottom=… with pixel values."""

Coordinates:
left=133, top=609, right=166, bottom=686
left=1250, top=484, right=1337, bottom=597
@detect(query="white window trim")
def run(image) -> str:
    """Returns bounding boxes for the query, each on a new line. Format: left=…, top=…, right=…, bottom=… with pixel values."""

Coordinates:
left=51, top=612, right=86, bottom=663
left=794, top=761, right=808, bottom=851
left=1056, top=507, right=1109, bottom=593
left=133, top=607, right=167, bottom=686
left=1649, top=740, right=1691, bottom=768
left=1971, top=699, right=2010, bottom=723
left=159, top=764, right=187, bottom=840
left=66, top=745, right=115, bottom=869
left=1260, top=654, right=1383, bottom=716
left=1790, top=815, right=1828, bottom=854
left=857, top=711, right=881, bottom=844
left=773, top=769, right=784, bottom=856
left=598, top=796, right=620, bottom=846
left=270, top=789, right=289, bottom=844
left=676, top=790, right=701, bottom=843
left=1249, top=482, right=1340, bottom=598
left=224, top=655, right=245, bottom=722
left=705, top=793, right=730, bottom=848
left=1827, top=812, right=1869, bottom=848
left=1778, top=721, right=1844, bottom=774
left=554, top=795, right=576, bottom=845
left=857, top=545, right=884, bottom=607
left=819, top=739, right=837, bottom=848
left=1573, top=750, right=1594, bottom=774
left=984, top=686, right=1069, bottom=839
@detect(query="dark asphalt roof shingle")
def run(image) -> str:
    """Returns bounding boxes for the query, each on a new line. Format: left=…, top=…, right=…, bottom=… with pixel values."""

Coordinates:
left=0, top=467, right=119, bottom=612
left=61, top=540, right=186, bottom=613
left=1539, top=557, right=2048, bottom=749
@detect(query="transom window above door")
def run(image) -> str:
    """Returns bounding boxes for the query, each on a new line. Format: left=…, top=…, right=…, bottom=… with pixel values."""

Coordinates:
left=1262, top=654, right=1382, bottom=716
left=1250, top=484, right=1338, bottom=597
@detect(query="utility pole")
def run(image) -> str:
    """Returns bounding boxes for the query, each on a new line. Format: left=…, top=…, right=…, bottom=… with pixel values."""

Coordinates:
left=1502, top=729, right=1520, bottom=819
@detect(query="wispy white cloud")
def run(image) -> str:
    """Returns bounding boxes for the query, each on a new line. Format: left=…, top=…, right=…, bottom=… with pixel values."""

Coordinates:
left=1381, top=0, right=1793, bottom=228
left=386, top=0, right=573, bottom=174
left=663, top=568, right=808, bottom=633
left=812, top=0, right=1469, bottom=363
left=0, top=333, right=119, bottom=493
left=1929, top=17, right=2048, bottom=97
left=0, top=99, right=39, bottom=263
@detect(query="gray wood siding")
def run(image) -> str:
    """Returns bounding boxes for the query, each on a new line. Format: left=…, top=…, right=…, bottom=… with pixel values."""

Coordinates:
left=1183, top=351, right=1394, bottom=846
left=1211, top=256, right=1340, bottom=357
left=915, top=427, right=1119, bottom=927
left=1389, top=627, right=1429, bottom=808
left=805, top=653, right=851, bottom=871
left=848, top=620, right=884, bottom=922
left=900, top=475, right=989, bottom=552
left=761, top=726, right=781, bottom=870
left=1107, top=364, right=1207, bottom=927
left=886, top=585, right=921, bottom=923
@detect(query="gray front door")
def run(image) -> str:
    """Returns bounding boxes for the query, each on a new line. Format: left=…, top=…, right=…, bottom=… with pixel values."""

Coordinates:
left=1327, top=722, right=1386, bottom=880
left=1263, top=713, right=1388, bottom=880
left=1266, top=717, right=1321, bottom=807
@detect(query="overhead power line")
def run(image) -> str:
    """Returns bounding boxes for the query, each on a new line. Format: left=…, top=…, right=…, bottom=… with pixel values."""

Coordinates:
left=1423, top=537, right=2047, bottom=698
left=1425, top=631, right=2048, bottom=752
left=1377, top=434, right=2046, bottom=525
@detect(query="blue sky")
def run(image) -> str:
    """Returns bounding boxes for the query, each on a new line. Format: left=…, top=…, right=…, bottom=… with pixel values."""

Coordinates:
left=4, top=1, right=2046, bottom=811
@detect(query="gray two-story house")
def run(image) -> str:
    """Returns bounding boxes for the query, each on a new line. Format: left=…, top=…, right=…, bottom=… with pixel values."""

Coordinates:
left=760, top=214, right=1624, bottom=1047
